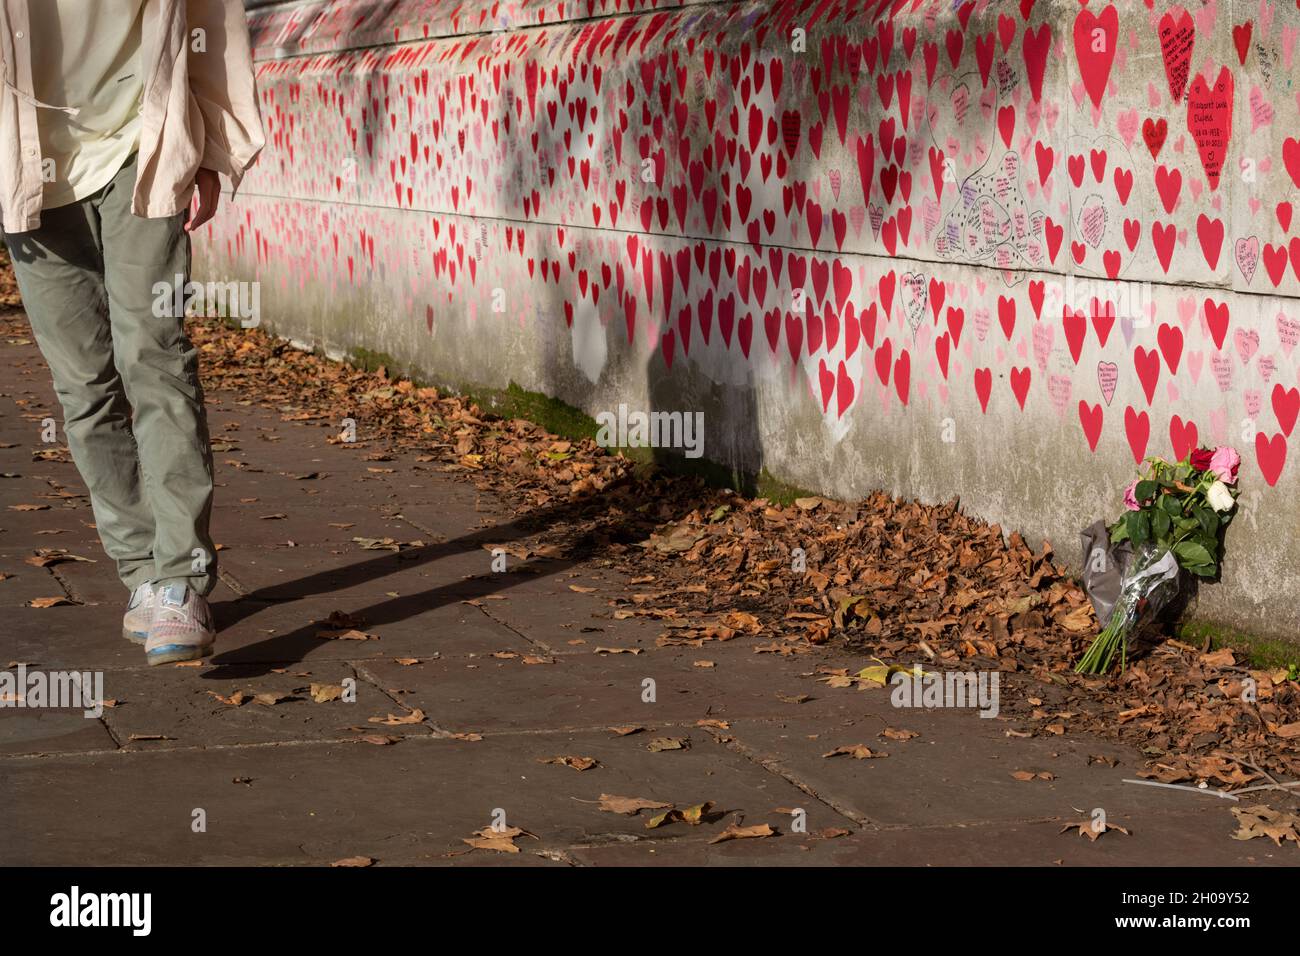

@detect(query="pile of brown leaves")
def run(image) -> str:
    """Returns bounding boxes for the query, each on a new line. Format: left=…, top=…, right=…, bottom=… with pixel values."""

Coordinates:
left=0, top=246, right=22, bottom=309
left=185, top=320, right=634, bottom=512
left=615, top=487, right=1300, bottom=788
left=627, top=492, right=1089, bottom=655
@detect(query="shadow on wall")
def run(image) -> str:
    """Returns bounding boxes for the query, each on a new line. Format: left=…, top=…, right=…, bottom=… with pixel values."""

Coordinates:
left=644, top=334, right=762, bottom=496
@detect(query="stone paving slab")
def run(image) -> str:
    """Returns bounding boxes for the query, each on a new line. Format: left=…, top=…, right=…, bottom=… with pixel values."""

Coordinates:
left=714, top=712, right=1197, bottom=827
left=358, top=644, right=857, bottom=735
left=207, top=595, right=533, bottom=666
left=215, top=539, right=503, bottom=601
left=99, top=660, right=432, bottom=749
left=855, top=810, right=1291, bottom=866
left=0, top=728, right=823, bottom=865
left=40, top=556, right=245, bottom=608
left=2, top=604, right=165, bottom=671
left=0, top=500, right=96, bottom=540
left=0, top=709, right=117, bottom=757
left=569, top=808, right=1294, bottom=867
left=0, top=548, right=82, bottom=607
left=212, top=503, right=418, bottom=550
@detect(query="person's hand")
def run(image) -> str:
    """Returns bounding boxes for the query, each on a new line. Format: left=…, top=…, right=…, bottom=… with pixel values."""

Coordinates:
left=184, top=168, right=222, bottom=232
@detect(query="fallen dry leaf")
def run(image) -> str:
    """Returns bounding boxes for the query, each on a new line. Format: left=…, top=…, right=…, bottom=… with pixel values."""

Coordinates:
left=1057, top=604, right=1095, bottom=632
left=823, top=744, right=887, bottom=759
left=708, top=822, right=777, bottom=844
left=315, top=628, right=378, bottom=641
left=25, top=549, right=94, bottom=567
left=880, top=728, right=919, bottom=741
left=646, top=801, right=716, bottom=829
left=1231, top=805, right=1300, bottom=848
left=208, top=690, right=249, bottom=707
left=596, top=794, right=672, bottom=816
left=1200, top=648, right=1236, bottom=668
left=1011, top=770, right=1056, bottom=782
left=539, top=755, right=599, bottom=772
left=1060, top=819, right=1131, bottom=842
left=368, top=708, right=425, bottom=726
left=462, top=825, right=535, bottom=853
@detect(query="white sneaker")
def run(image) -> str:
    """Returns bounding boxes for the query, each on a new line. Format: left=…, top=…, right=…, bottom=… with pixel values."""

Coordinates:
left=145, top=584, right=215, bottom=665
left=122, top=581, right=155, bottom=644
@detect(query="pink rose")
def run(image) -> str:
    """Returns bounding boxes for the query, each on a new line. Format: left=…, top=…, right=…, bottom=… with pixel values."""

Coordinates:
left=1124, top=478, right=1142, bottom=511
left=1209, top=446, right=1240, bottom=485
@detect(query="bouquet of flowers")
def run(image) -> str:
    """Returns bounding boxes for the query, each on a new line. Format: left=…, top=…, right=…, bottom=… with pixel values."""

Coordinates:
left=1075, top=446, right=1241, bottom=674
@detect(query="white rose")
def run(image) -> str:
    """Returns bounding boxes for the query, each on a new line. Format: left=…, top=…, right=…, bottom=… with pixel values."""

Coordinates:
left=1206, top=480, right=1234, bottom=513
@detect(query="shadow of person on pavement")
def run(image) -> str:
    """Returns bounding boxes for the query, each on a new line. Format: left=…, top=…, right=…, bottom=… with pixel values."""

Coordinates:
left=205, top=463, right=659, bottom=676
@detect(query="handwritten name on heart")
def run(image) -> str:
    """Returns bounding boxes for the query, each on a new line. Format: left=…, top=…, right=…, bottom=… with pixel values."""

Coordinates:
left=1187, top=66, right=1233, bottom=191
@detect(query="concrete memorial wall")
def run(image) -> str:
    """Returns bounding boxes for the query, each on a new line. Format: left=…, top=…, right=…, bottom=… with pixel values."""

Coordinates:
left=198, top=0, right=1300, bottom=636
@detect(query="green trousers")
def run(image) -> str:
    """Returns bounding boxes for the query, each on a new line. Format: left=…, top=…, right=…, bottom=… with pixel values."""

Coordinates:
left=2, top=155, right=216, bottom=596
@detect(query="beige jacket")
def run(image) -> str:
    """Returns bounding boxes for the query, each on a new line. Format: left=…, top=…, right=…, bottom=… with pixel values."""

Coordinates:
left=0, top=0, right=265, bottom=233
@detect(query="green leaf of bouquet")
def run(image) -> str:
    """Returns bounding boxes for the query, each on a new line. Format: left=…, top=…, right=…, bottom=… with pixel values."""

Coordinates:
left=1152, top=509, right=1171, bottom=539
left=1135, top=480, right=1157, bottom=501
left=1110, top=521, right=1130, bottom=543
left=1129, top=511, right=1150, bottom=545
left=1159, top=494, right=1183, bottom=516
left=1173, top=540, right=1213, bottom=568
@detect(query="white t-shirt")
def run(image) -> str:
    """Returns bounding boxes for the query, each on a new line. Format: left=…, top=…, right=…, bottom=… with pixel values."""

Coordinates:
left=29, top=0, right=148, bottom=209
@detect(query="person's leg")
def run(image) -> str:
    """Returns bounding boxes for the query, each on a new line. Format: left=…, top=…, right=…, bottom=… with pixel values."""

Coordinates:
left=2, top=200, right=158, bottom=592
left=95, top=157, right=218, bottom=599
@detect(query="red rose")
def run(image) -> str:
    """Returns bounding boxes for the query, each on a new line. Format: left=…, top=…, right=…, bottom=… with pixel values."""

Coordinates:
left=1189, top=448, right=1214, bottom=470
